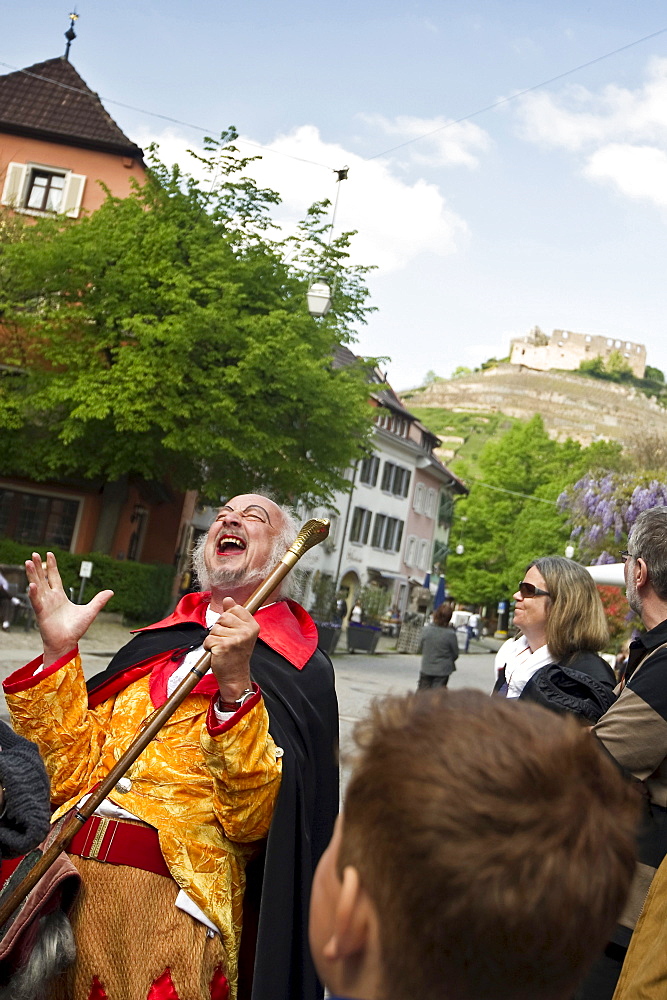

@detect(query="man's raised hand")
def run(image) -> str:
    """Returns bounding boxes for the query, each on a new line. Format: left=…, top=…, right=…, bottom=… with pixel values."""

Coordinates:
left=26, top=551, right=114, bottom=668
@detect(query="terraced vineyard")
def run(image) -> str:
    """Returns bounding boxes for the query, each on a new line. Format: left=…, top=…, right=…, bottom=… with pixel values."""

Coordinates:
left=402, top=364, right=667, bottom=472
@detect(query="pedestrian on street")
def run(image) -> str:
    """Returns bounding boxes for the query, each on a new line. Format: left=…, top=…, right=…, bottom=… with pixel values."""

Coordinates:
left=418, top=604, right=458, bottom=689
left=0, top=571, right=20, bottom=633
left=465, top=611, right=481, bottom=652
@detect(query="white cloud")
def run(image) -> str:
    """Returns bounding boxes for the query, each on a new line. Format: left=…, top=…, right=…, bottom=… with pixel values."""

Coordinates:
left=585, top=144, right=667, bottom=206
left=359, top=113, right=491, bottom=169
left=517, top=58, right=667, bottom=150
left=135, top=124, right=470, bottom=272
left=514, top=57, right=667, bottom=208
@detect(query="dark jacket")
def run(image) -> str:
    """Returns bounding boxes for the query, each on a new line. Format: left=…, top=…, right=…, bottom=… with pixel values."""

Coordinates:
left=0, top=721, right=51, bottom=859
left=519, top=650, right=616, bottom=723
left=593, top=620, right=667, bottom=944
left=420, top=624, right=459, bottom=677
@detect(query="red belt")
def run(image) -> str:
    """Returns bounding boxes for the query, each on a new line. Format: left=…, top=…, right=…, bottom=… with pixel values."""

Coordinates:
left=68, top=815, right=172, bottom=879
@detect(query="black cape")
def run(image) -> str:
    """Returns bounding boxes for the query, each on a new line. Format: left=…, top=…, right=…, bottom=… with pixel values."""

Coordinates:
left=88, top=620, right=339, bottom=1000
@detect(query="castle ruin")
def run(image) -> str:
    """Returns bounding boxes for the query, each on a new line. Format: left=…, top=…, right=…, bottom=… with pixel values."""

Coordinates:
left=510, top=327, right=646, bottom=379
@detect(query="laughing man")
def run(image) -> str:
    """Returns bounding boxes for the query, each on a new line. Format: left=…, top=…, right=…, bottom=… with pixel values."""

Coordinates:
left=4, top=494, right=339, bottom=1000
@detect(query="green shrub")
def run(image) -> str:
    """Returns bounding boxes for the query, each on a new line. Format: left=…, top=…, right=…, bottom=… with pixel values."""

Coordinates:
left=0, top=539, right=175, bottom=624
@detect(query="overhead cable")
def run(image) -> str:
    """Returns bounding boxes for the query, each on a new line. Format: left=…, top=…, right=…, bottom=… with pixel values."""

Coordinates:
left=2, top=24, right=666, bottom=172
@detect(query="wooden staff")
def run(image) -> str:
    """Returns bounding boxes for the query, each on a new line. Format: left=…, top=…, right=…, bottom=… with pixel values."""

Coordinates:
left=0, top=517, right=329, bottom=931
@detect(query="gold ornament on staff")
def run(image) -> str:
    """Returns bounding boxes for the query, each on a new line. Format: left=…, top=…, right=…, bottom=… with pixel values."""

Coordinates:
left=0, top=519, right=329, bottom=933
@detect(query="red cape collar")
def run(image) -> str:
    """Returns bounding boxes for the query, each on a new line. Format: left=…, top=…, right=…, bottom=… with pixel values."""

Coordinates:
left=135, top=592, right=318, bottom=671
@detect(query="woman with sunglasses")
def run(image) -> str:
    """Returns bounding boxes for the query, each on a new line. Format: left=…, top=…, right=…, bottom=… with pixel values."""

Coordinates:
left=493, top=556, right=616, bottom=721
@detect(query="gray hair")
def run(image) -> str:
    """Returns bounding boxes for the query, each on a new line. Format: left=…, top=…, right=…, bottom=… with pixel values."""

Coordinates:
left=0, top=909, right=76, bottom=1000
left=628, top=506, right=667, bottom=601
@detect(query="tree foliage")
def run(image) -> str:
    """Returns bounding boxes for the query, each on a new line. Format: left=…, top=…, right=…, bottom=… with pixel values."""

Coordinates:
left=578, top=352, right=633, bottom=380
left=445, top=416, right=623, bottom=604
left=0, top=133, right=376, bottom=504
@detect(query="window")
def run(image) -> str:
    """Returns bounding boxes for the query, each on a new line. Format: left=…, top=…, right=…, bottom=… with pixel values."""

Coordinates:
left=414, top=483, right=425, bottom=513
left=0, top=488, right=80, bottom=549
left=26, top=170, right=66, bottom=212
left=425, top=489, right=437, bottom=518
left=381, top=462, right=410, bottom=497
left=385, top=517, right=403, bottom=552
left=350, top=506, right=371, bottom=544
left=395, top=467, right=410, bottom=497
left=1, top=162, right=86, bottom=219
left=418, top=539, right=430, bottom=571
left=371, top=514, right=404, bottom=551
left=359, top=454, right=379, bottom=487
left=405, top=535, right=416, bottom=566
left=371, top=514, right=386, bottom=548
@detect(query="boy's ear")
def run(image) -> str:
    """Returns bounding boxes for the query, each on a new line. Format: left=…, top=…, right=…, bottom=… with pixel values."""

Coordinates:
left=322, top=864, right=376, bottom=960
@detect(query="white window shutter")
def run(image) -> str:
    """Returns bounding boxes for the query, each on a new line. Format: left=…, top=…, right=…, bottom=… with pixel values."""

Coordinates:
left=61, top=173, right=86, bottom=218
left=1, top=162, right=27, bottom=207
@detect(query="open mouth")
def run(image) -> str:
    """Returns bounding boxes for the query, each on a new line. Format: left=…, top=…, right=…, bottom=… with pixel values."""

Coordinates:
left=216, top=534, right=247, bottom=556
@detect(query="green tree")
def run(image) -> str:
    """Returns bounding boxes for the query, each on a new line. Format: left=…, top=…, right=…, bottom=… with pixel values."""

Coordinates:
left=605, top=349, right=633, bottom=380
left=0, top=135, right=375, bottom=505
left=645, top=365, right=665, bottom=383
left=445, top=416, right=623, bottom=604
left=579, top=356, right=606, bottom=377
left=579, top=352, right=633, bottom=382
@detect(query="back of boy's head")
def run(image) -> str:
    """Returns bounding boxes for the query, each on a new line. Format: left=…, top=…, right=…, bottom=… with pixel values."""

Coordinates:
left=339, top=689, right=638, bottom=1000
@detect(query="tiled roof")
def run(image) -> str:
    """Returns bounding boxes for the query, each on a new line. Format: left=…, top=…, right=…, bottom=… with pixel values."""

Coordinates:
left=0, top=57, right=143, bottom=158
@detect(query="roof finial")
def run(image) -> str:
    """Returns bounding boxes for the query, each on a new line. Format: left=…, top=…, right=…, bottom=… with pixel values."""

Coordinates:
left=64, top=11, right=79, bottom=61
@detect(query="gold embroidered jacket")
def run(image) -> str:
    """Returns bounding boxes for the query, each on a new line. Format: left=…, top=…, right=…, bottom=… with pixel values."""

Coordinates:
left=5, top=649, right=282, bottom=994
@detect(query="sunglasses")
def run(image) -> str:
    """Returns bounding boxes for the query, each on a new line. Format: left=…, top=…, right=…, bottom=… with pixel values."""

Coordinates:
left=620, top=550, right=635, bottom=564
left=518, top=581, right=550, bottom=598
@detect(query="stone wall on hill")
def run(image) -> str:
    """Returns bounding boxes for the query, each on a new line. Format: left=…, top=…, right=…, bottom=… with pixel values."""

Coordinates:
left=403, top=364, right=667, bottom=448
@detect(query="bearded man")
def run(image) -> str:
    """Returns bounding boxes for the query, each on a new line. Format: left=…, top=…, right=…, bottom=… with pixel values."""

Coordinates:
left=3, top=495, right=339, bottom=1000
left=575, top=505, right=667, bottom=1000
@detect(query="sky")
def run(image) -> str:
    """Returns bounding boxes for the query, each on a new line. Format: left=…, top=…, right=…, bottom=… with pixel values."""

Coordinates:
left=5, top=1, right=667, bottom=390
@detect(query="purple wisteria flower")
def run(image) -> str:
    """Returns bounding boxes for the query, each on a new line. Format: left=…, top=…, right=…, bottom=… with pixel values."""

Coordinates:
left=560, top=473, right=667, bottom=564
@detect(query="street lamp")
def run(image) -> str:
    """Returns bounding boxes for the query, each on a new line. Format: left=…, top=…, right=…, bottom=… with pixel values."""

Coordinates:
left=455, top=516, right=467, bottom=555
left=306, top=280, right=332, bottom=318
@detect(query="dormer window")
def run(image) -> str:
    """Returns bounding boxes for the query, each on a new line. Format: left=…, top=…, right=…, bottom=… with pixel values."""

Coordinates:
left=1, top=161, right=86, bottom=218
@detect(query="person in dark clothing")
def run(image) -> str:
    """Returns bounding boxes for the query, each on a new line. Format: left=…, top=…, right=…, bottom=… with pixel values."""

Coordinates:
left=581, top=506, right=667, bottom=1000
left=0, top=721, right=50, bottom=859
left=418, top=604, right=458, bottom=689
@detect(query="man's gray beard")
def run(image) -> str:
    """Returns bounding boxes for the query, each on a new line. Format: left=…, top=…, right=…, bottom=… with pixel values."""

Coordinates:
left=191, top=532, right=283, bottom=594
left=625, top=574, right=642, bottom=618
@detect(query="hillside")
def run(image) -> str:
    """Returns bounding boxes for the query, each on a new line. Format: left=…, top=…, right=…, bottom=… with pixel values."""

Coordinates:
left=401, top=364, right=667, bottom=468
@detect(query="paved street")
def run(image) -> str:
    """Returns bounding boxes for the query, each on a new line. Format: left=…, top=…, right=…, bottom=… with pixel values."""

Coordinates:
left=0, top=621, right=498, bottom=792
left=332, top=633, right=497, bottom=788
